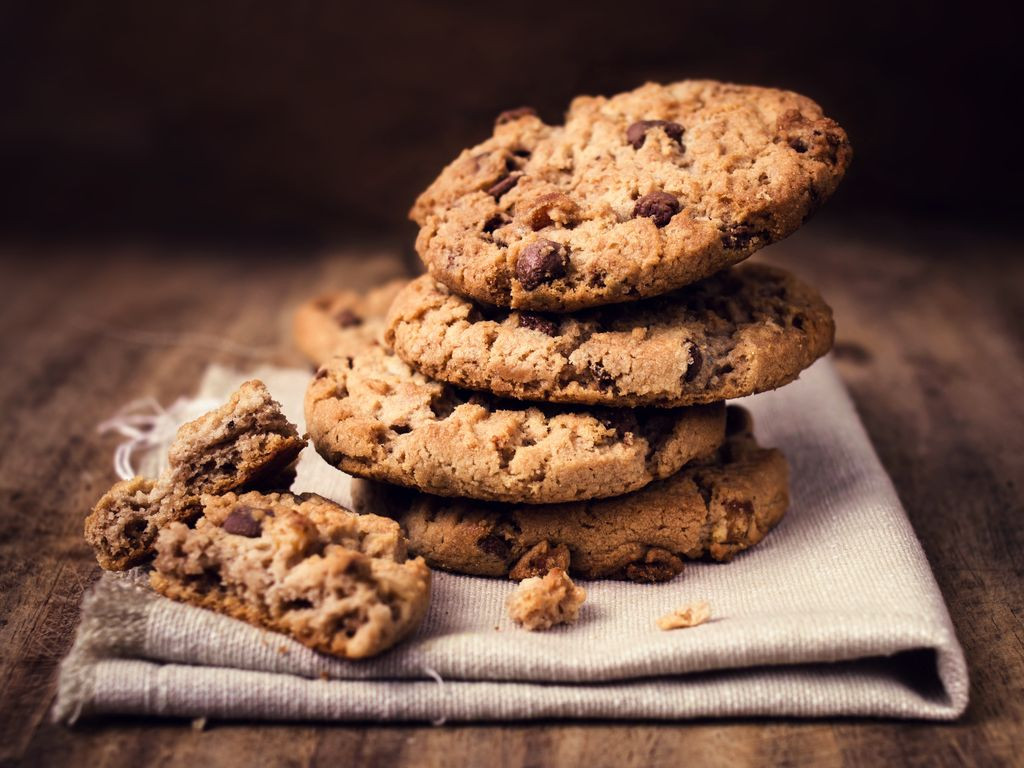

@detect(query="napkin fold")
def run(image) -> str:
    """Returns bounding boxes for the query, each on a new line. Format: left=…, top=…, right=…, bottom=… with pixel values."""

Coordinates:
left=55, top=358, right=968, bottom=723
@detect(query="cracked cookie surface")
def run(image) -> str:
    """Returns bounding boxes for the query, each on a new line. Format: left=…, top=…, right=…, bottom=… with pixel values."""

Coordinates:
left=85, top=380, right=305, bottom=570
left=386, top=264, right=833, bottom=408
left=293, top=280, right=407, bottom=366
left=304, top=345, right=725, bottom=504
left=357, top=406, right=788, bottom=582
left=412, top=79, right=850, bottom=311
left=151, top=490, right=430, bottom=659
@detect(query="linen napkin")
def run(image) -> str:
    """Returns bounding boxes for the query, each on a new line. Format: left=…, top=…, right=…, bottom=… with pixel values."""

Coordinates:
left=55, top=358, right=968, bottom=722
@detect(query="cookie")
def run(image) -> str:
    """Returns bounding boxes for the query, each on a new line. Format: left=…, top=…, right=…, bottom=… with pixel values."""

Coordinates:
left=357, top=406, right=788, bottom=582
left=386, top=264, right=833, bottom=408
left=151, top=490, right=431, bottom=659
left=305, top=346, right=725, bottom=504
left=411, top=80, right=851, bottom=311
left=85, top=380, right=305, bottom=570
left=292, top=280, right=407, bottom=366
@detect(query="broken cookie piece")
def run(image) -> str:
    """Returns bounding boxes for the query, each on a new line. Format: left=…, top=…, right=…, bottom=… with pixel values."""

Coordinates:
left=507, top=568, right=586, bottom=631
left=85, top=380, right=305, bottom=571
left=165, top=379, right=305, bottom=495
left=657, top=600, right=712, bottom=630
left=151, top=491, right=431, bottom=659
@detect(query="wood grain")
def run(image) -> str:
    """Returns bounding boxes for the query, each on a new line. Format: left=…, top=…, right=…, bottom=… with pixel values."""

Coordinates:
left=0, top=222, right=1021, bottom=767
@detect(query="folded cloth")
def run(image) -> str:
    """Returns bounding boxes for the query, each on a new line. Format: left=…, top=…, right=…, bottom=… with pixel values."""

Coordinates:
left=55, top=358, right=968, bottom=723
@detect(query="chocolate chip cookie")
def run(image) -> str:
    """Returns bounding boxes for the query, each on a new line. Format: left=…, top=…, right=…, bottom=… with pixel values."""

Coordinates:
left=292, top=280, right=407, bottom=366
left=355, top=406, right=788, bottom=582
left=386, top=264, right=833, bottom=408
left=304, top=345, right=725, bottom=504
left=411, top=80, right=851, bottom=311
left=151, top=490, right=431, bottom=659
left=85, top=380, right=305, bottom=570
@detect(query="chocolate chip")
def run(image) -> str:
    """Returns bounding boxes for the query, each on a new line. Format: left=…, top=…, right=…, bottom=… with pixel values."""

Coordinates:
left=518, top=312, right=559, bottom=336
left=495, top=106, right=538, bottom=126
left=516, top=239, right=568, bottom=290
left=477, top=533, right=511, bottom=560
left=333, top=308, right=362, bottom=328
left=222, top=505, right=263, bottom=537
left=633, top=191, right=680, bottom=228
left=626, top=120, right=684, bottom=149
left=314, top=367, right=329, bottom=380
left=486, top=173, right=521, bottom=199
left=684, top=345, right=703, bottom=382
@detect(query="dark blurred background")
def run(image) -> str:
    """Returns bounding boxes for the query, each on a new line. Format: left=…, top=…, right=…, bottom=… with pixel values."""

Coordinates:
left=0, top=1, right=1019, bottom=246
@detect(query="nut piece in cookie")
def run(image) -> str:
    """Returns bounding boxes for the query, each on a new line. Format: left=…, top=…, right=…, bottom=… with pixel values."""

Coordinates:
left=84, top=380, right=304, bottom=571
left=508, top=541, right=571, bottom=581
left=657, top=600, right=711, bottom=630
left=151, top=491, right=431, bottom=659
left=507, top=568, right=586, bottom=631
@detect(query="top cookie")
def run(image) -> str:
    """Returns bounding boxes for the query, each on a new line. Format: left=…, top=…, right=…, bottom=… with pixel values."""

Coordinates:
left=411, top=80, right=851, bottom=311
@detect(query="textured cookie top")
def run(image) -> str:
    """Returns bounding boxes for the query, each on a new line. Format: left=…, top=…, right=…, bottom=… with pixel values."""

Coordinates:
left=305, top=345, right=725, bottom=504
left=152, top=490, right=430, bottom=659
left=292, top=280, right=407, bottom=366
left=411, top=80, right=851, bottom=311
left=372, top=406, right=789, bottom=582
left=386, top=264, right=834, bottom=408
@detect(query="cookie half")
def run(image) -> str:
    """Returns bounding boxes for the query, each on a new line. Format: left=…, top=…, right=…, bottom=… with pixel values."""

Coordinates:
left=412, top=80, right=851, bottom=311
left=292, top=280, right=407, bottom=366
left=85, top=380, right=305, bottom=570
left=304, top=346, right=725, bottom=504
left=356, top=407, right=787, bottom=582
left=151, top=491, right=431, bottom=659
left=386, top=264, right=834, bottom=408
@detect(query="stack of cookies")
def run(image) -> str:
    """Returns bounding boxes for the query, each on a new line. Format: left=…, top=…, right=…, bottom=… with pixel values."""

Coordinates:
left=300, top=80, right=850, bottom=585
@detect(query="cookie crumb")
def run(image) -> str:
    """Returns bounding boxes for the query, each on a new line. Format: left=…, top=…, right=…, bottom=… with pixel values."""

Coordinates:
left=507, top=568, right=586, bottom=631
left=657, top=600, right=711, bottom=630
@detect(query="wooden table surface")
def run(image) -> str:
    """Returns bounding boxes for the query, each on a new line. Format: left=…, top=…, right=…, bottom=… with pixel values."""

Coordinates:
left=1, top=220, right=1021, bottom=767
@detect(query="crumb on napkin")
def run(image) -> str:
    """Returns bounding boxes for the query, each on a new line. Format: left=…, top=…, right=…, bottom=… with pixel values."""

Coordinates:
left=657, top=600, right=711, bottom=630
left=507, top=568, right=586, bottom=631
